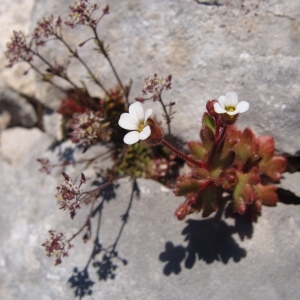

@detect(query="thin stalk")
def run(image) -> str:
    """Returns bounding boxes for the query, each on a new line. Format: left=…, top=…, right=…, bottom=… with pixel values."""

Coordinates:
left=161, top=139, right=206, bottom=169
left=91, top=27, right=129, bottom=105
left=29, top=48, right=80, bottom=90
left=55, top=35, right=109, bottom=95
left=25, top=58, right=68, bottom=92
left=158, top=93, right=171, bottom=135
left=206, top=125, right=228, bottom=169
left=67, top=179, right=115, bottom=243
left=67, top=193, right=98, bottom=243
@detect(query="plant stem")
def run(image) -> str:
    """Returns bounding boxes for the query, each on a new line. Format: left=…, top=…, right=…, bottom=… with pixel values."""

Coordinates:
left=91, top=27, right=129, bottom=106
left=29, top=48, right=80, bottom=90
left=67, top=179, right=114, bottom=243
left=25, top=59, right=67, bottom=92
left=158, top=93, right=171, bottom=135
left=56, top=35, right=109, bottom=95
left=206, top=125, right=228, bottom=169
left=161, top=139, right=206, bottom=169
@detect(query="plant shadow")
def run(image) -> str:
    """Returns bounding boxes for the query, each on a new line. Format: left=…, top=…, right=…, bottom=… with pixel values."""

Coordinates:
left=159, top=207, right=252, bottom=276
left=68, top=179, right=139, bottom=299
left=277, top=188, right=300, bottom=205
left=160, top=178, right=300, bottom=276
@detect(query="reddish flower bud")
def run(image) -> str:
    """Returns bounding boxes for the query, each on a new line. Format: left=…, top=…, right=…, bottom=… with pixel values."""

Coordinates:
left=144, top=118, right=164, bottom=146
left=103, top=5, right=110, bottom=14
left=206, top=100, right=218, bottom=117
left=174, top=203, right=189, bottom=220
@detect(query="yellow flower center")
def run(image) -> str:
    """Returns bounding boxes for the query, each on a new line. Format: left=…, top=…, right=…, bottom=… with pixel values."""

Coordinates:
left=137, top=121, right=145, bottom=132
left=225, top=106, right=235, bottom=113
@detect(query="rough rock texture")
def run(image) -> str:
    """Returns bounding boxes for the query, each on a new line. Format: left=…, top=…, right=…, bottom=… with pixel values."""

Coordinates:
left=0, top=87, right=37, bottom=128
left=0, top=0, right=300, bottom=154
left=0, top=128, right=300, bottom=299
left=1, top=2, right=300, bottom=297
left=0, top=0, right=36, bottom=95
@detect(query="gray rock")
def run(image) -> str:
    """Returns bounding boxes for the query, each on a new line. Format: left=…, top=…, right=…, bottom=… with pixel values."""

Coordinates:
left=0, top=127, right=53, bottom=164
left=39, top=1, right=300, bottom=155
left=0, top=87, right=37, bottom=128
left=0, top=0, right=36, bottom=95
left=0, top=128, right=300, bottom=299
left=0, top=110, right=11, bottom=131
left=42, top=110, right=64, bottom=141
left=1, top=0, right=300, bottom=154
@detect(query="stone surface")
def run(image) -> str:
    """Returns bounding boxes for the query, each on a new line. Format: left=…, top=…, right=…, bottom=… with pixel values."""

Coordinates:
left=0, top=128, right=300, bottom=299
left=0, top=0, right=300, bottom=154
left=0, top=87, right=37, bottom=128
left=0, top=110, right=11, bottom=131
left=0, top=127, right=52, bottom=164
left=42, top=110, right=64, bottom=141
left=0, top=0, right=36, bottom=95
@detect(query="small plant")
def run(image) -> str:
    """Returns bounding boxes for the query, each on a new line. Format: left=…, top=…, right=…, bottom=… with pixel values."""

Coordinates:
left=119, top=92, right=286, bottom=222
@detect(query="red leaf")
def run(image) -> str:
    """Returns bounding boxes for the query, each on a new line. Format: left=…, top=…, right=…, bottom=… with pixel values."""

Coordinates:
left=257, top=136, right=274, bottom=159
left=259, top=155, right=287, bottom=181
left=254, top=184, right=278, bottom=206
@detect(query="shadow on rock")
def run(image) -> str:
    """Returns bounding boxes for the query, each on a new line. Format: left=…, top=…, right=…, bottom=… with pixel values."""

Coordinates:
left=277, top=188, right=300, bottom=205
left=68, top=179, right=139, bottom=299
left=159, top=209, right=252, bottom=275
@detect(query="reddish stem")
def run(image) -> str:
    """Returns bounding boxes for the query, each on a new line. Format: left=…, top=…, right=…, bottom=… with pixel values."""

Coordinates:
left=206, top=125, right=228, bottom=169
left=161, top=139, right=206, bottom=169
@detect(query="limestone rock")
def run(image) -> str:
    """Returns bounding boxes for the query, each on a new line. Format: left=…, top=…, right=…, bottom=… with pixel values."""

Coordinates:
left=1, top=0, right=300, bottom=154
left=42, top=110, right=64, bottom=141
left=0, top=0, right=36, bottom=96
left=0, top=127, right=53, bottom=164
left=0, top=110, right=11, bottom=131
left=0, top=87, right=37, bottom=128
left=0, top=128, right=299, bottom=299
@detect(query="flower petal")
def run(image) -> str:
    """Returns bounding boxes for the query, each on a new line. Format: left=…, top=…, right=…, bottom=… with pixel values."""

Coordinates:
left=226, top=110, right=239, bottom=116
left=138, top=125, right=151, bottom=140
left=235, top=101, right=249, bottom=114
left=118, top=113, right=139, bottom=130
left=144, top=108, right=153, bottom=122
left=225, top=92, right=238, bottom=107
left=217, top=95, right=226, bottom=108
left=214, top=102, right=227, bottom=114
left=123, top=131, right=140, bottom=145
left=129, top=102, right=144, bottom=121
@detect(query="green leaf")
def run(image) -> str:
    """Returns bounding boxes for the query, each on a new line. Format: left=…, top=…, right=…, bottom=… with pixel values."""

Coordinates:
left=199, top=113, right=216, bottom=149
left=203, top=125, right=215, bottom=142
left=201, top=183, right=221, bottom=217
left=202, top=112, right=215, bottom=132
left=194, top=166, right=223, bottom=185
left=188, top=142, right=207, bottom=160
left=220, top=150, right=235, bottom=169
left=173, top=176, right=202, bottom=196
left=233, top=170, right=260, bottom=214
left=200, top=128, right=213, bottom=150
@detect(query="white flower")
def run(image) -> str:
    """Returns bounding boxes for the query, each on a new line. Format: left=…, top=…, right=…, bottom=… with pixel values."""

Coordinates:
left=118, top=102, right=153, bottom=145
left=213, top=92, right=249, bottom=116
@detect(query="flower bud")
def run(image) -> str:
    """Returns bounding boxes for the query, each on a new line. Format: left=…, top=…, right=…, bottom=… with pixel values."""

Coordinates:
left=174, top=203, right=189, bottom=220
left=206, top=100, right=219, bottom=117
left=144, top=118, right=164, bottom=146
